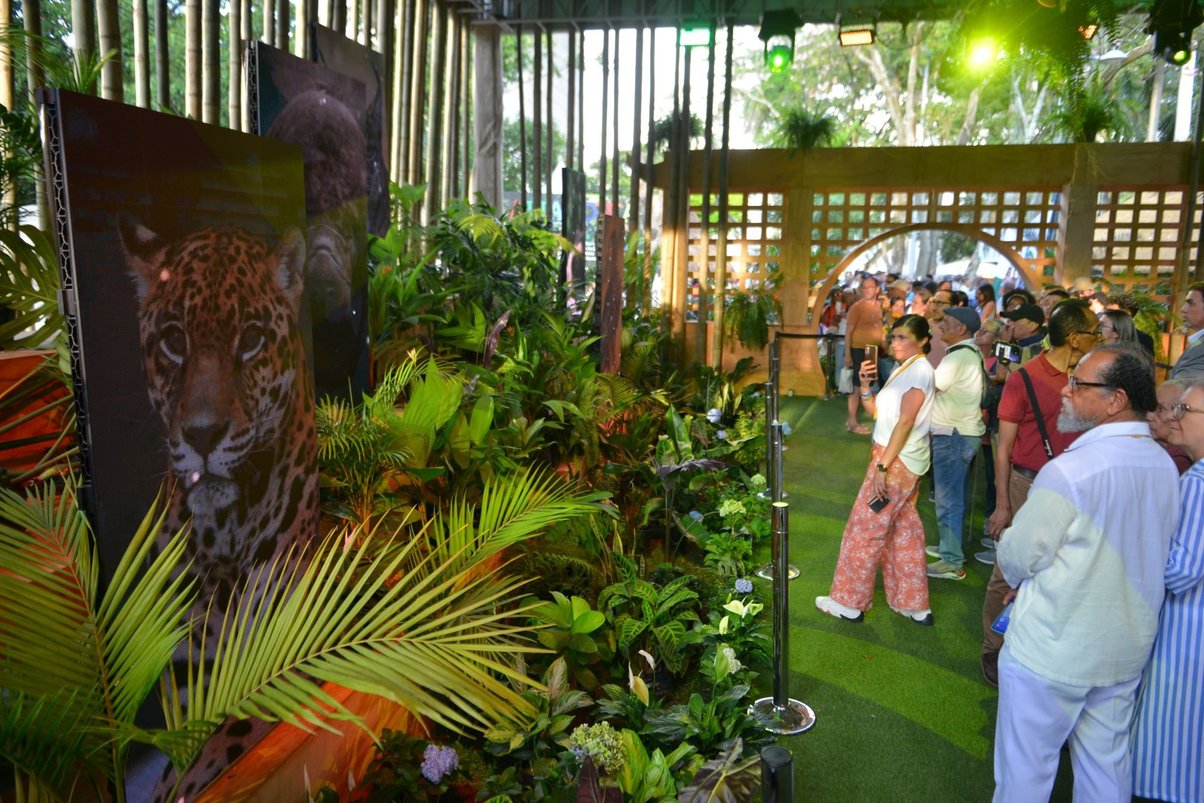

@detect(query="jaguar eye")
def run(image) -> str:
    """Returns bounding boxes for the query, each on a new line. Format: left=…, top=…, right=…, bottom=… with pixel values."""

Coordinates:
left=238, top=323, right=266, bottom=361
left=159, top=323, right=187, bottom=363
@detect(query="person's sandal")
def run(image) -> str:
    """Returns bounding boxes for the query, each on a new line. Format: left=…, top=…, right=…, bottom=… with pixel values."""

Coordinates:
left=845, top=422, right=870, bottom=435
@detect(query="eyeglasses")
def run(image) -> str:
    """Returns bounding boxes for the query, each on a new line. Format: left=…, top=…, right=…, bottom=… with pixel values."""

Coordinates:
left=1072, top=328, right=1103, bottom=339
left=1171, top=403, right=1204, bottom=420
left=1067, top=375, right=1114, bottom=392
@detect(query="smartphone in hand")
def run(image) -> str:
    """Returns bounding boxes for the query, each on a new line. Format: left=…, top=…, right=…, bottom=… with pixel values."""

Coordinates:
left=866, top=344, right=879, bottom=365
left=868, top=496, right=890, bottom=513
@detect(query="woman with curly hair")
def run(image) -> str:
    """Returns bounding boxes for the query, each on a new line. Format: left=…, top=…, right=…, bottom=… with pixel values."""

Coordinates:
left=817, top=314, right=937, bottom=626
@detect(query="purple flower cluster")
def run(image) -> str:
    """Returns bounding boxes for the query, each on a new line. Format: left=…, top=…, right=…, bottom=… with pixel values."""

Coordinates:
left=420, top=743, right=458, bottom=785
left=734, top=578, right=754, bottom=594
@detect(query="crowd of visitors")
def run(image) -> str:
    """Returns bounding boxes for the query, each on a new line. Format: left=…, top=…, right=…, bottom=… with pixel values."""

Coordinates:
left=815, top=272, right=1204, bottom=802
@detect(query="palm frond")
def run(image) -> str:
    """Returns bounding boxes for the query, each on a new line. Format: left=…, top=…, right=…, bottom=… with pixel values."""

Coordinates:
left=0, top=226, right=64, bottom=349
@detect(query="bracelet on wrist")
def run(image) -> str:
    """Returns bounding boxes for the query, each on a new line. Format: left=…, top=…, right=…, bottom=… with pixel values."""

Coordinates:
left=860, top=389, right=874, bottom=399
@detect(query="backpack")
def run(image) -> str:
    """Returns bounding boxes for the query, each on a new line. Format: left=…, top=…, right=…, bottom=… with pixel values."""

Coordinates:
left=945, top=343, right=996, bottom=413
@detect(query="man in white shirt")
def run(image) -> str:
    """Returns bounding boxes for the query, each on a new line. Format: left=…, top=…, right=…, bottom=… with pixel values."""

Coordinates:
left=926, top=306, right=985, bottom=581
left=992, top=344, right=1179, bottom=803
left=1170, top=282, right=1204, bottom=380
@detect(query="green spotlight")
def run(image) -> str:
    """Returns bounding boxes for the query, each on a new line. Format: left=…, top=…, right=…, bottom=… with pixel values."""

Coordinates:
left=1172, top=47, right=1191, bottom=65
left=968, top=38, right=1000, bottom=69
left=680, top=24, right=712, bottom=47
left=767, top=42, right=793, bottom=72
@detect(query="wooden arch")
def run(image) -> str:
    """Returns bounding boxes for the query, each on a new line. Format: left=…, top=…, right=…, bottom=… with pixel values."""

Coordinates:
left=806, top=222, right=1040, bottom=327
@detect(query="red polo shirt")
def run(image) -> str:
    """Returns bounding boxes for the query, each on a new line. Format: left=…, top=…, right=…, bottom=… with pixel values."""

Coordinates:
left=997, top=351, right=1081, bottom=473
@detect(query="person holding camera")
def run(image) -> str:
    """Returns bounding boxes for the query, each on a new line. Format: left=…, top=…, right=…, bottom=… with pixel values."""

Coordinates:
left=979, top=299, right=1102, bottom=687
left=817, top=314, right=937, bottom=626
left=844, top=275, right=886, bottom=435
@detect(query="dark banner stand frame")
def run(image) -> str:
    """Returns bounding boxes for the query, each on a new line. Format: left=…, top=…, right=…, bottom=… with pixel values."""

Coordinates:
left=750, top=335, right=815, bottom=737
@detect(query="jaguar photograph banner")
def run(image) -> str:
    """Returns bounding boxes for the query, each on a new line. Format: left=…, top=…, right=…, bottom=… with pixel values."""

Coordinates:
left=40, top=89, right=320, bottom=631
left=249, top=40, right=372, bottom=399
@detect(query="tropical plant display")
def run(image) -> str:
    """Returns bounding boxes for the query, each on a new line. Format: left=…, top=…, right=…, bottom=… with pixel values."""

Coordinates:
left=0, top=188, right=780, bottom=801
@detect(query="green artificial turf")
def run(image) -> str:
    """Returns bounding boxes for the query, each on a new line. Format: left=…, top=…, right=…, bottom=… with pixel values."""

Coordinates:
left=764, top=395, right=1074, bottom=801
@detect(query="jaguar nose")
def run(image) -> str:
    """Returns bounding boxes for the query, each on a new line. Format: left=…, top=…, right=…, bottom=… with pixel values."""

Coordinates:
left=183, top=417, right=229, bottom=456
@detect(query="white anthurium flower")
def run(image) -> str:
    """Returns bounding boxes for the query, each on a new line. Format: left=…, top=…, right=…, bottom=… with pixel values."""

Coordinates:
left=638, top=649, right=655, bottom=671
left=719, top=615, right=730, bottom=635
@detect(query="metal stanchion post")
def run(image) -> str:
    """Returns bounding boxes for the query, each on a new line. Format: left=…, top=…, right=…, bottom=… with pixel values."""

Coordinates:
left=750, top=500, right=815, bottom=735
left=757, top=421, right=799, bottom=580
left=760, top=746, right=793, bottom=802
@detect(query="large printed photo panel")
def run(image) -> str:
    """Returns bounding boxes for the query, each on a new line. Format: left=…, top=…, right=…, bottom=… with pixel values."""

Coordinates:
left=249, top=41, right=373, bottom=399
left=40, top=90, right=320, bottom=643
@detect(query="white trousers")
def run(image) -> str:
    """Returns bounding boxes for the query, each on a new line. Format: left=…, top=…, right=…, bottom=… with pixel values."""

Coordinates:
left=993, top=645, right=1141, bottom=803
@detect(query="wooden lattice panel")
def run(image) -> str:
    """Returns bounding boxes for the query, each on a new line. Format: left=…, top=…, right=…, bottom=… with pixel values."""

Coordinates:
left=808, top=188, right=1061, bottom=281
left=1092, top=188, right=1198, bottom=292
left=685, top=191, right=784, bottom=322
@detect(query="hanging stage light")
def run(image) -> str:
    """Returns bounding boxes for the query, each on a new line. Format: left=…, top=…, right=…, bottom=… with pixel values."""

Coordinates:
left=838, top=28, right=875, bottom=47
left=1149, top=0, right=1204, bottom=66
left=759, top=9, right=803, bottom=72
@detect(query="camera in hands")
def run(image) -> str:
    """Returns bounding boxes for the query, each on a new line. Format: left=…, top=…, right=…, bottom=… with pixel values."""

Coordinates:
left=994, top=340, right=1022, bottom=365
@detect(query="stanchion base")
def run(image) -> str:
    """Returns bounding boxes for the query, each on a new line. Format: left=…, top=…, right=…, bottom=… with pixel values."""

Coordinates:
left=756, top=562, right=800, bottom=580
left=749, top=697, right=816, bottom=735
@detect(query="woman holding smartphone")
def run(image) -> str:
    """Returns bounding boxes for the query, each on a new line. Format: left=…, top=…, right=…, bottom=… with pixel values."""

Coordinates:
left=817, top=314, right=938, bottom=625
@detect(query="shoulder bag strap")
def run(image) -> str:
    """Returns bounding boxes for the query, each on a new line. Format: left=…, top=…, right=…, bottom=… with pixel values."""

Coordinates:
left=1017, top=367, right=1055, bottom=459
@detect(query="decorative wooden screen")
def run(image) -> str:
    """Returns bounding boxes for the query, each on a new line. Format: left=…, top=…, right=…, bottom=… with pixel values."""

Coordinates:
left=1091, top=188, right=1201, bottom=293
left=685, top=191, right=785, bottom=322
left=806, top=187, right=1061, bottom=283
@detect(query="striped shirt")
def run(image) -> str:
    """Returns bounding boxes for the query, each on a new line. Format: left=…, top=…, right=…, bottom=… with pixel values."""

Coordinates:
left=1132, top=459, right=1204, bottom=803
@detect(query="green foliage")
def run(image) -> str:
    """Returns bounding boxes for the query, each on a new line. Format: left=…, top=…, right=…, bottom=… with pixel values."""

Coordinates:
left=483, top=657, right=593, bottom=796
left=613, top=729, right=699, bottom=803
left=701, top=530, right=752, bottom=577
left=772, top=107, right=836, bottom=154
left=676, top=739, right=761, bottom=803
left=531, top=591, right=615, bottom=691
left=598, top=554, right=702, bottom=675
left=722, top=284, right=780, bottom=351
left=1050, top=79, right=1129, bottom=142
left=650, top=110, right=703, bottom=154
left=0, top=225, right=65, bottom=349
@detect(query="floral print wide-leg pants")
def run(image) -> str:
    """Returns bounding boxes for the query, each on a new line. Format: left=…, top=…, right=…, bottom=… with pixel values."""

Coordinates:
left=828, top=444, right=930, bottom=612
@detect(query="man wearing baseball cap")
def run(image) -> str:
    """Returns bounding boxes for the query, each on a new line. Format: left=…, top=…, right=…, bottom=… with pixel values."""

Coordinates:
left=926, top=306, right=986, bottom=581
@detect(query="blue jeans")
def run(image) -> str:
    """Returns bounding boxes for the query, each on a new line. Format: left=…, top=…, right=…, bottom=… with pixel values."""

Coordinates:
left=932, top=431, right=980, bottom=567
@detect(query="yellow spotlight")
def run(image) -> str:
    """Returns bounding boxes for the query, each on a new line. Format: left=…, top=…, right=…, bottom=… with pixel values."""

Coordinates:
left=968, top=38, right=1001, bottom=69
left=839, top=28, right=875, bottom=47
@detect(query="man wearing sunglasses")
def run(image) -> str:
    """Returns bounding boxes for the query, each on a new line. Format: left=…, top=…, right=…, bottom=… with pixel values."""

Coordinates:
left=980, top=299, right=1101, bottom=687
left=992, top=344, right=1178, bottom=802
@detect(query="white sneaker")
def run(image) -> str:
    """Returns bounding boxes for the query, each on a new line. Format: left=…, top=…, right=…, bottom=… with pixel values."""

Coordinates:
left=815, top=595, right=864, bottom=623
left=925, top=545, right=941, bottom=559
left=890, top=606, right=934, bottom=626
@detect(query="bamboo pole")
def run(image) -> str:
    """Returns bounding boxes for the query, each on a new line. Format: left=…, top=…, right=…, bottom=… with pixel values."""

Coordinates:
left=629, top=24, right=644, bottom=239
left=642, top=27, right=656, bottom=317
left=533, top=25, right=542, bottom=214
left=240, top=0, right=251, bottom=129
left=359, top=0, right=369, bottom=46
left=462, top=22, right=472, bottom=199
left=517, top=27, right=527, bottom=210
left=393, top=0, right=410, bottom=188
left=610, top=28, right=619, bottom=212
left=97, top=0, right=123, bottom=101
left=695, top=29, right=716, bottom=364
left=443, top=11, right=458, bottom=207
left=663, top=31, right=681, bottom=342
left=276, top=0, right=289, bottom=53
left=263, top=0, right=274, bottom=46
left=0, top=0, right=12, bottom=115
left=545, top=28, right=553, bottom=217
left=132, top=0, right=150, bottom=107
left=185, top=0, right=200, bottom=117
left=711, top=24, right=734, bottom=368
left=577, top=28, right=583, bottom=177
left=227, top=0, right=241, bottom=127
left=70, top=0, right=95, bottom=88
left=201, top=0, right=219, bottom=122
left=599, top=26, right=609, bottom=216
left=407, top=0, right=428, bottom=189
left=423, top=2, right=447, bottom=220
left=154, top=0, right=169, bottom=108
left=566, top=29, right=575, bottom=175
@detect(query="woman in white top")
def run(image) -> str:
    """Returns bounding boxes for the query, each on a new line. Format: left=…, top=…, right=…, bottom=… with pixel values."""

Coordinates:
left=817, top=314, right=938, bottom=626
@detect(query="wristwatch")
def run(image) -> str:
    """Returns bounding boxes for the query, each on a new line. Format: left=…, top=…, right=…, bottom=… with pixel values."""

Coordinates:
left=876, top=463, right=888, bottom=473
